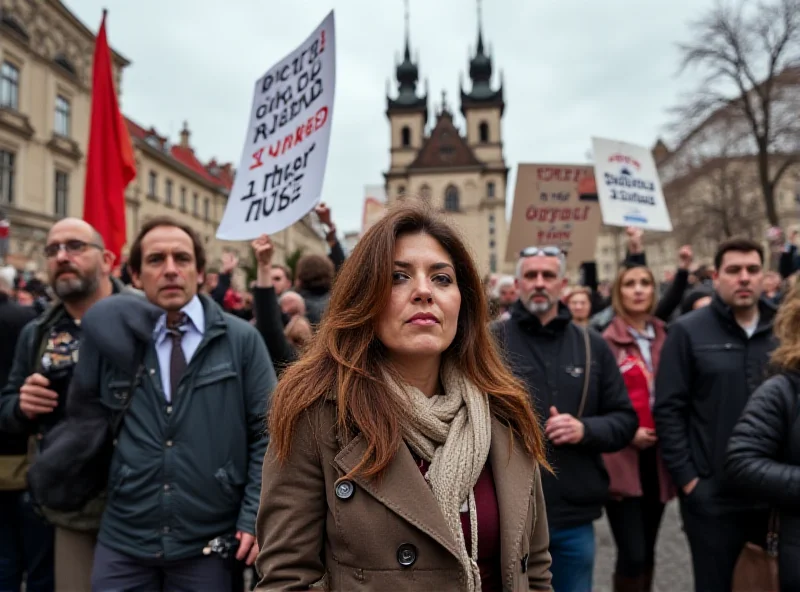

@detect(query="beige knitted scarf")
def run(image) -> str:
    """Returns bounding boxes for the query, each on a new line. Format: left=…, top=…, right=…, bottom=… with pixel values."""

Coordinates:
left=386, top=361, right=492, bottom=592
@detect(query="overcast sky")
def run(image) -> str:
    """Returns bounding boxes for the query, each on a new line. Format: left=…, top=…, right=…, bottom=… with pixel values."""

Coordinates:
left=67, top=0, right=714, bottom=234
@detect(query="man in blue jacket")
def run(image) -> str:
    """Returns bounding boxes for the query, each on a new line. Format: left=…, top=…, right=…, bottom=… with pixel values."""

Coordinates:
left=89, top=216, right=276, bottom=592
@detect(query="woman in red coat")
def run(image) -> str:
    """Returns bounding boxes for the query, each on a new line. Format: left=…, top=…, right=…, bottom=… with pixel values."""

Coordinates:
left=601, top=263, right=676, bottom=592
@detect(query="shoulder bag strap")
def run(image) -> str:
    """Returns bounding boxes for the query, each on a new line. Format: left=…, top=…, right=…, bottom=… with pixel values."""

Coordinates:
left=577, top=326, right=591, bottom=418
left=110, top=342, right=147, bottom=438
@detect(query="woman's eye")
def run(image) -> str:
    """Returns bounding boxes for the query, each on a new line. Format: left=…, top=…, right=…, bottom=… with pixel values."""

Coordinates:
left=392, top=271, right=408, bottom=282
left=433, top=274, right=453, bottom=285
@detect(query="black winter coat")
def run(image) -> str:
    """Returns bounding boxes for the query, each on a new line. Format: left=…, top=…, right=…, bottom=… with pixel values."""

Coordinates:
left=492, top=301, right=638, bottom=529
left=726, top=372, right=800, bottom=591
left=653, top=294, right=777, bottom=513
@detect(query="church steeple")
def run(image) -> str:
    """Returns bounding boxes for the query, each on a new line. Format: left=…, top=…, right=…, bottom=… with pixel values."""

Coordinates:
left=387, top=0, right=427, bottom=113
left=461, top=0, right=504, bottom=114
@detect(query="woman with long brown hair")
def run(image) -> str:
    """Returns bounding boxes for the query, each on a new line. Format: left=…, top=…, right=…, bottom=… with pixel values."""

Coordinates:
left=254, top=201, right=551, bottom=591
left=601, top=263, right=675, bottom=592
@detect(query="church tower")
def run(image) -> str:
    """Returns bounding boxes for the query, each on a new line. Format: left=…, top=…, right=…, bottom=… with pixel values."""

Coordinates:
left=459, top=0, right=508, bottom=273
left=384, top=0, right=427, bottom=202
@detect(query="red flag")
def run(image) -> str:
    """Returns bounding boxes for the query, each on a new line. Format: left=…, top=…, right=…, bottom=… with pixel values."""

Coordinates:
left=83, top=10, right=136, bottom=263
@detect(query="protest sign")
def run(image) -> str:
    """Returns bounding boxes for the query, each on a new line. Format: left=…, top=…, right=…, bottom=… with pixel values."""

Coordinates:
left=505, top=164, right=603, bottom=266
left=217, top=11, right=336, bottom=240
left=592, top=137, right=672, bottom=232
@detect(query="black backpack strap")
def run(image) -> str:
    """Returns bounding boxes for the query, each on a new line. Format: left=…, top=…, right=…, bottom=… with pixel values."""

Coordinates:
left=110, top=341, right=147, bottom=438
left=577, top=326, right=591, bottom=418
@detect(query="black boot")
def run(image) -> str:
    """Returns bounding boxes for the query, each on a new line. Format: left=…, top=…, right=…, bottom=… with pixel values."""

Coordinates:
left=613, top=573, right=645, bottom=592
left=642, top=566, right=654, bottom=592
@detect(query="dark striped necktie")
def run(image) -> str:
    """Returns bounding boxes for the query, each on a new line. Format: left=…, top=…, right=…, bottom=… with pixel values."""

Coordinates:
left=166, top=313, right=188, bottom=397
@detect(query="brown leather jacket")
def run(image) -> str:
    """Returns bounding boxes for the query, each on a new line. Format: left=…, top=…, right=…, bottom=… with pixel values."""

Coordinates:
left=254, top=400, right=552, bottom=591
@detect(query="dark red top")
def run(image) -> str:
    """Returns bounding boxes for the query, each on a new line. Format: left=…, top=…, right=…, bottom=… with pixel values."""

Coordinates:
left=414, top=456, right=502, bottom=592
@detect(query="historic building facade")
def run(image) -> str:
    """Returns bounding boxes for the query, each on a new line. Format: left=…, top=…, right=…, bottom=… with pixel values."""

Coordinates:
left=0, top=0, right=327, bottom=273
left=383, top=18, right=509, bottom=276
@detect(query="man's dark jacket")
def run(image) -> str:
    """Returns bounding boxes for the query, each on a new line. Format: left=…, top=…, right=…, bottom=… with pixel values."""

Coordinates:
left=492, top=301, right=638, bottom=529
left=95, top=293, right=275, bottom=561
left=0, top=277, right=133, bottom=440
left=653, top=294, right=777, bottom=514
left=0, top=294, right=38, bottom=457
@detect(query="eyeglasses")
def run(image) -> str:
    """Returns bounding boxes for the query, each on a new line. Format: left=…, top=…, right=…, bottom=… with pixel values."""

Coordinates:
left=44, top=240, right=104, bottom=259
left=519, top=246, right=563, bottom=258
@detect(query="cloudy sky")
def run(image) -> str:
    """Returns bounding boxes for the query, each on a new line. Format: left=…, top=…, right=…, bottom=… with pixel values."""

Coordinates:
left=67, top=0, right=714, bottom=234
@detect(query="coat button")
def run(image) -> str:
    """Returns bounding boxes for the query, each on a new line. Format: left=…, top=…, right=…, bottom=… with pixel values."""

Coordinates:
left=397, top=543, right=417, bottom=567
left=335, top=480, right=354, bottom=500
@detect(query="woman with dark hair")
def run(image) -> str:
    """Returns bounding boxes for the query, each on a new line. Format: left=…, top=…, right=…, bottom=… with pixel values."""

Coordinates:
left=726, top=281, right=800, bottom=590
left=254, top=201, right=552, bottom=591
left=601, top=263, right=675, bottom=592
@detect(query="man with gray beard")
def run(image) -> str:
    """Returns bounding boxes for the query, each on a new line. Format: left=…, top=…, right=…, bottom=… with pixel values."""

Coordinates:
left=492, top=246, right=636, bottom=592
left=0, top=218, right=137, bottom=592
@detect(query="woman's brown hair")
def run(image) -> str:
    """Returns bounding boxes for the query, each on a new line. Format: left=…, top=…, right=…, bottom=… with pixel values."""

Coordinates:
left=611, top=265, right=657, bottom=320
left=771, top=281, right=800, bottom=370
left=268, top=200, right=548, bottom=479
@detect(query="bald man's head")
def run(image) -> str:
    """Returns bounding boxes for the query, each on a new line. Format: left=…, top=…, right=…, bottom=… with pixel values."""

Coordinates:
left=279, top=291, right=306, bottom=319
left=45, top=218, right=112, bottom=302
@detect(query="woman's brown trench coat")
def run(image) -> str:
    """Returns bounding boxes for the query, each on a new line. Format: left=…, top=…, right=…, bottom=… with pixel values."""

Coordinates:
left=254, top=402, right=552, bottom=591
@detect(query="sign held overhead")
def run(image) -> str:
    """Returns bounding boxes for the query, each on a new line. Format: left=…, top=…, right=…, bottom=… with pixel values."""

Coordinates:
left=592, top=137, right=672, bottom=232
left=217, top=11, right=336, bottom=241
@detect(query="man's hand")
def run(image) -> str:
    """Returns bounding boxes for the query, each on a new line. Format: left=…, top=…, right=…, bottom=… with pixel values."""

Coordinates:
left=544, top=406, right=585, bottom=446
left=235, top=531, right=258, bottom=566
left=19, top=373, right=59, bottom=419
left=221, top=252, right=239, bottom=274
left=683, top=477, right=699, bottom=496
left=251, top=235, right=274, bottom=269
left=677, top=245, right=693, bottom=270
left=632, top=427, right=658, bottom=450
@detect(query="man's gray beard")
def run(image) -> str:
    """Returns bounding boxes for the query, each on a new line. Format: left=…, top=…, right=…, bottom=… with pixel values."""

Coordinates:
left=525, top=296, right=553, bottom=315
left=53, top=273, right=99, bottom=302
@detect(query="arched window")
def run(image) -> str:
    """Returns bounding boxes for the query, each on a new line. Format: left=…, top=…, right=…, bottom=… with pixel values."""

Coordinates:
left=1, top=16, right=30, bottom=42
left=419, top=184, right=431, bottom=200
left=401, top=126, right=411, bottom=147
left=487, top=181, right=496, bottom=198
left=444, top=185, right=460, bottom=212
left=479, top=121, right=489, bottom=143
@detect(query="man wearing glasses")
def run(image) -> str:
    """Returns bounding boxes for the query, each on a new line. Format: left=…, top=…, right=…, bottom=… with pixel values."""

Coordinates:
left=0, top=217, right=137, bottom=592
left=493, top=246, right=637, bottom=592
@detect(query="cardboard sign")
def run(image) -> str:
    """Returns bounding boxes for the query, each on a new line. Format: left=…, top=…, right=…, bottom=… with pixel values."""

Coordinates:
left=505, top=164, right=603, bottom=266
left=217, top=11, right=336, bottom=240
left=592, top=137, right=672, bottom=232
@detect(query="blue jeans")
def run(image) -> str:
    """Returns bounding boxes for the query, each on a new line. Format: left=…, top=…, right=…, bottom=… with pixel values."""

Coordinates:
left=549, top=523, right=595, bottom=592
left=0, top=490, right=55, bottom=592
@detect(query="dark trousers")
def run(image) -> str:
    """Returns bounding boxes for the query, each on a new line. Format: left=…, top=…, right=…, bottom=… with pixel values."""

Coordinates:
left=605, top=447, right=665, bottom=578
left=0, top=490, right=54, bottom=592
left=91, top=541, right=232, bottom=592
left=679, top=501, right=768, bottom=592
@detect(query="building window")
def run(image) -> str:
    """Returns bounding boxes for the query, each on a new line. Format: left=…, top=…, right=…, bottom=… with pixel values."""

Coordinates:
left=0, top=150, right=14, bottom=205
left=489, top=224, right=495, bottom=236
left=397, top=185, right=406, bottom=197
left=420, top=184, right=431, bottom=200
left=479, top=121, right=489, bottom=143
left=180, top=187, right=187, bottom=211
left=1, top=62, right=20, bottom=110
left=54, top=171, right=69, bottom=218
left=165, top=179, right=173, bottom=206
left=489, top=239, right=496, bottom=249
left=203, top=197, right=210, bottom=221
left=55, top=95, right=70, bottom=136
left=193, top=192, right=199, bottom=216
left=148, top=171, right=157, bottom=198
left=487, top=181, right=496, bottom=199
left=489, top=253, right=497, bottom=273
left=489, top=213, right=495, bottom=223
left=444, top=185, right=460, bottom=212
left=401, top=126, right=411, bottom=147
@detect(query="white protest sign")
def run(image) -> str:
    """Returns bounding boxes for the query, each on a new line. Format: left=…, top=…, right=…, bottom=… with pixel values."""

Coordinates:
left=217, top=11, right=336, bottom=240
left=592, top=137, right=672, bottom=232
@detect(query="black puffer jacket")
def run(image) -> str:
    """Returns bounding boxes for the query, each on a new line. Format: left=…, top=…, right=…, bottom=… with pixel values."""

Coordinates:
left=726, top=372, right=800, bottom=591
